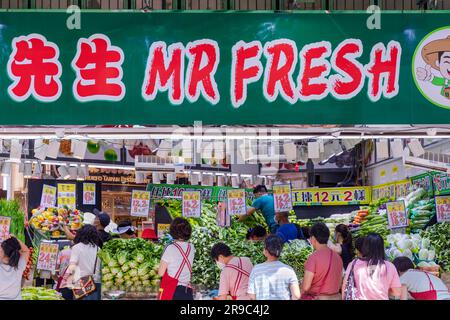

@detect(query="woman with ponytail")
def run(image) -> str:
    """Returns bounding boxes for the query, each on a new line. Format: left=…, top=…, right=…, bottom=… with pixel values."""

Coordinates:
left=0, top=235, right=30, bottom=300
left=328, top=224, right=354, bottom=270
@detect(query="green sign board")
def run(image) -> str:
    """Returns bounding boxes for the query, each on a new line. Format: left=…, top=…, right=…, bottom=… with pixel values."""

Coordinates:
left=432, top=173, right=450, bottom=196
left=146, top=183, right=253, bottom=202
left=1, top=11, right=450, bottom=125
left=410, top=172, right=435, bottom=196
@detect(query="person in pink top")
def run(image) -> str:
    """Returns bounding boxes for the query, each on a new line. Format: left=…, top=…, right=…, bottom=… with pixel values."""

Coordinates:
left=211, top=242, right=253, bottom=300
left=301, top=222, right=343, bottom=300
left=342, top=233, right=402, bottom=300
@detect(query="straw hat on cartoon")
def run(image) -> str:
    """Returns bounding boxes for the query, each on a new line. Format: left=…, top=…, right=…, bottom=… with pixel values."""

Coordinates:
left=422, top=36, right=450, bottom=71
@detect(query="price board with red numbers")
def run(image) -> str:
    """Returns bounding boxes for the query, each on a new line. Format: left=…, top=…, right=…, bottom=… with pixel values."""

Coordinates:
left=0, top=216, right=11, bottom=243
left=273, top=184, right=293, bottom=212
left=82, top=183, right=96, bottom=205
left=37, top=242, right=59, bottom=272
left=435, top=195, right=450, bottom=223
left=292, top=186, right=371, bottom=206
left=40, top=184, right=56, bottom=208
left=182, top=191, right=201, bottom=218
left=386, top=200, right=409, bottom=229
left=130, top=190, right=151, bottom=217
left=226, top=189, right=246, bottom=216
left=57, top=183, right=76, bottom=209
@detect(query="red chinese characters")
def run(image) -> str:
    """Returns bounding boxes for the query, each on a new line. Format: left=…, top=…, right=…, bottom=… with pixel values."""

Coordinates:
left=7, top=34, right=62, bottom=102
left=72, top=34, right=125, bottom=101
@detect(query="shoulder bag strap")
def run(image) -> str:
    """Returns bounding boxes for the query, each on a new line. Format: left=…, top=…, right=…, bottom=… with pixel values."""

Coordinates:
left=92, top=247, right=99, bottom=277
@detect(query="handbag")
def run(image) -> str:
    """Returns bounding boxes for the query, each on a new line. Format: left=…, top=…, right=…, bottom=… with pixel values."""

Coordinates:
left=343, top=259, right=359, bottom=300
left=72, top=247, right=98, bottom=300
left=300, top=250, right=333, bottom=300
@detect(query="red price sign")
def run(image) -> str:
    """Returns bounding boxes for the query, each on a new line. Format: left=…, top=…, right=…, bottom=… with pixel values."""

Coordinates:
left=226, top=189, right=246, bottom=216
left=386, top=200, right=408, bottom=229
left=83, top=183, right=96, bottom=205
left=273, top=184, right=293, bottom=213
left=435, top=196, right=450, bottom=223
left=40, top=184, right=56, bottom=208
left=37, top=242, right=59, bottom=272
left=182, top=191, right=201, bottom=218
left=130, top=190, right=151, bottom=217
left=0, top=216, right=11, bottom=243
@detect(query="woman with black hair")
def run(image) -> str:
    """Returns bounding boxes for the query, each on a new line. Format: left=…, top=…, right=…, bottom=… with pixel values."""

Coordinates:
left=342, top=233, right=402, bottom=300
left=65, top=225, right=102, bottom=300
left=246, top=225, right=267, bottom=241
left=328, top=224, right=354, bottom=269
left=0, top=236, right=30, bottom=300
left=158, top=218, right=195, bottom=300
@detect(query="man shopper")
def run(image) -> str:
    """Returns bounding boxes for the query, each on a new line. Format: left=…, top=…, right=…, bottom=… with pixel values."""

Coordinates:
left=240, top=185, right=278, bottom=234
left=275, top=211, right=298, bottom=244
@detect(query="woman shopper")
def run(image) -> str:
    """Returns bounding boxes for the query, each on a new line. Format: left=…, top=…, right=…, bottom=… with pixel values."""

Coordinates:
left=0, top=235, right=30, bottom=300
left=247, top=235, right=300, bottom=300
left=301, top=222, right=343, bottom=300
left=392, top=256, right=450, bottom=300
left=211, top=242, right=253, bottom=300
left=65, top=225, right=102, bottom=300
left=342, top=233, right=402, bottom=300
left=328, top=224, right=354, bottom=269
left=158, top=218, right=195, bottom=300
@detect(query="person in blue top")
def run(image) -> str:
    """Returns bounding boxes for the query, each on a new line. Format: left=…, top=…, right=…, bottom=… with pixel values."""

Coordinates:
left=274, top=211, right=299, bottom=244
left=240, top=185, right=278, bottom=234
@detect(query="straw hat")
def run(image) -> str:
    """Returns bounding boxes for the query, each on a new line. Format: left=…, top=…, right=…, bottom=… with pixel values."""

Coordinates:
left=422, top=36, right=450, bottom=71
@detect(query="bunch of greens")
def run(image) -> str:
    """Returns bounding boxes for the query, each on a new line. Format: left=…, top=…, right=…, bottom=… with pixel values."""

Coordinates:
left=280, top=240, right=313, bottom=280
left=421, top=222, right=450, bottom=272
left=98, top=238, right=163, bottom=292
left=21, top=287, right=63, bottom=300
left=0, top=199, right=25, bottom=242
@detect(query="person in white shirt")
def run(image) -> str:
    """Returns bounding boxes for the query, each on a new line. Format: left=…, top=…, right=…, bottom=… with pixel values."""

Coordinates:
left=0, top=235, right=30, bottom=300
left=393, top=256, right=450, bottom=300
left=248, top=235, right=300, bottom=300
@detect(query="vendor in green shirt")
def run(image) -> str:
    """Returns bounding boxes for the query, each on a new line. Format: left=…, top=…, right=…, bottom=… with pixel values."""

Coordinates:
left=416, top=36, right=450, bottom=99
left=239, top=185, right=278, bottom=234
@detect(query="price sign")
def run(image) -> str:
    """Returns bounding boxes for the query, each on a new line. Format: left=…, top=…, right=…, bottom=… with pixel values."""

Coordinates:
left=411, top=173, right=434, bottom=196
left=0, top=216, right=11, bottom=243
left=292, top=186, right=371, bottom=206
left=226, top=189, right=246, bottom=216
left=395, top=179, right=412, bottom=199
left=157, top=224, right=171, bottom=239
left=372, top=183, right=396, bottom=202
left=182, top=191, right=201, bottom=218
left=130, top=190, right=151, bottom=217
left=37, top=242, right=59, bottom=272
left=57, top=184, right=76, bottom=209
left=40, top=184, right=56, bottom=208
left=217, top=202, right=230, bottom=227
left=82, top=183, right=96, bottom=205
left=386, top=200, right=409, bottom=229
left=273, top=184, right=293, bottom=212
left=435, top=195, right=450, bottom=223
left=433, top=173, right=450, bottom=196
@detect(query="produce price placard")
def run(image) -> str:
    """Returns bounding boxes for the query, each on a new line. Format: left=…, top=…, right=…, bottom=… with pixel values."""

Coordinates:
left=82, top=183, right=96, bottom=205
left=433, top=173, right=450, bottom=196
left=40, top=184, right=56, bottom=208
left=292, top=186, right=371, bottom=206
left=57, top=183, right=76, bottom=209
left=435, top=196, right=450, bottom=223
left=411, top=173, right=434, bottom=196
left=0, top=216, right=11, bottom=243
left=182, top=191, right=201, bottom=218
left=371, top=183, right=396, bottom=202
left=130, top=190, right=151, bottom=217
left=36, top=242, right=59, bottom=272
left=386, top=200, right=409, bottom=229
left=157, top=224, right=170, bottom=239
left=273, top=184, right=293, bottom=212
left=395, top=180, right=412, bottom=199
left=226, top=189, right=246, bottom=216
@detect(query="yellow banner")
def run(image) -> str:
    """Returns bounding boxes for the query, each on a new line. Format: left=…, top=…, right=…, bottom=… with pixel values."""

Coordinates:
left=292, top=186, right=371, bottom=206
left=57, top=183, right=76, bottom=209
left=372, top=182, right=396, bottom=201
left=394, top=179, right=412, bottom=199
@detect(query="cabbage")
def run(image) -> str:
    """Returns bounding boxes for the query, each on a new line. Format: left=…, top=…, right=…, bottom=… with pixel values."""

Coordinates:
left=110, top=267, right=120, bottom=275
left=421, top=238, right=431, bottom=249
left=135, top=252, right=145, bottom=264
left=128, top=260, right=138, bottom=269
left=403, top=249, right=413, bottom=260
left=115, top=278, right=125, bottom=285
left=140, top=274, right=150, bottom=281
left=108, top=259, right=119, bottom=268
left=133, top=280, right=142, bottom=286
left=137, top=262, right=152, bottom=276
left=117, top=252, right=128, bottom=266
left=102, top=267, right=110, bottom=275
left=124, top=274, right=131, bottom=281
left=125, top=280, right=133, bottom=287
left=103, top=273, right=115, bottom=281
left=116, top=271, right=124, bottom=279
left=104, top=281, right=114, bottom=288
left=121, top=262, right=130, bottom=273
left=142, top=280, right=151, bottom=286
left=428, top=250, right=436, bottom=261
left=131, top=276, right=140, bottom=282
left=419, top=249, right=429, bottom=261
left=129, top=269, right=138, bottom=277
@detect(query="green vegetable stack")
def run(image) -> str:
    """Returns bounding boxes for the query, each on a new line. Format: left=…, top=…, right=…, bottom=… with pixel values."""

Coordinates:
left=21, top=287, right=63, bottom=300
left=280, top=240, right=313, bottom=280
left=98, top=238, right=163, bottom=293
left=407, top=197, right=435, bottom=233
left=421, top=222, right=450, bottom=272
left=0, top=199, right=25, bottom=242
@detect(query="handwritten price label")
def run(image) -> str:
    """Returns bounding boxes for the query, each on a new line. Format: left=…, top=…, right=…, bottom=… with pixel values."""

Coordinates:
left=57, top=184, right=76, bottom=209
left=83, top=183, right=96, bottom=205
left=386, top=200, right=408, bottom=229
left=40, top=184, right=56, bottom=208
left=226, top=189, right=246, bottom=216
left=273, top=184, right=293, bottom=212
left=0, top=216, right=11, bottom=243
left=157, top=224, right=171, bottom=239
left=37, top=242, right=59, bottom=272
left=435, top=196, right=450, bottom=223
left=130, top=190, right=151, bottom=217
left=182, top=191, right=201, bottom=218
